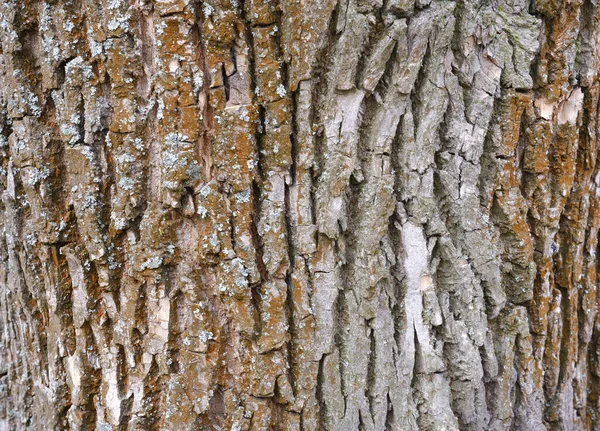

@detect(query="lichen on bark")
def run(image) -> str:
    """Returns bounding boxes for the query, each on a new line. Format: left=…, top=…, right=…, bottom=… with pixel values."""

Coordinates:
left=1, top=0, right=600, bottom=430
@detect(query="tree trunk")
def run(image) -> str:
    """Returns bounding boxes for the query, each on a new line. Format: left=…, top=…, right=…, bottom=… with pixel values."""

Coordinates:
left=0, top=0, right=599, bottom=429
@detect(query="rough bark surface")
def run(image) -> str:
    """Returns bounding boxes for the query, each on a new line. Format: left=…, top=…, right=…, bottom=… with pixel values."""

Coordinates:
left=1, top=0, right=600, bottom=429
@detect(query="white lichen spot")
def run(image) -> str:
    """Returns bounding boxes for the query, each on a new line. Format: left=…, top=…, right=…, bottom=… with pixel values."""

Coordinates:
left=70, top=113, right=81, bottom=125
left=155, top=20, right=167, bottom=36
left=119, top=177, right=135, bottom=191
left=199, top=331, right=214, bottom=342
left=199, top=183, right=212, bottom=198
left=24, top=166, right=50, bottom=186
left=203, top=3, right=215, bottom=17
left=60, top=123, right=80, bottom=145
left=108, top=19, right=120, bottom=31
left=40, top=3, right=52, bottom=32
left=116, top=153, right=136, bottom=164
left=63, top=20, right=75, bottom=32
left=239, top=107, right=250, bottom=122
left=162, top=151, right=179, bottom=170
left=157, top=98, right=165, bottom=120
left=197, top=205, right=208, bottom=218
left=142, top=256, right=163, bottom=270
left=276, top=84, right=287, bottom=98
left=107, top=14, right=129, bottom=32
left=80, top=146, right=95, bottom=162
left=164, top=180, right=179, bottom=190
left=26, top=233, right=37, bottom=246
left=194, top=71, right=204, bottom=92
left=27, top=91, right=42, bottom=117
left=235, top=189, right=251, bottom=203
left=134, top=138, right=145, bottom=151
left=111, top=212, right=127, bottom=230
left=84, top=195, right=97, bottom=210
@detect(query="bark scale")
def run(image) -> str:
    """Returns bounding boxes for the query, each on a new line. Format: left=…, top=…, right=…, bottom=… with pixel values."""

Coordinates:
left=0, top=0, right=599, bottom=430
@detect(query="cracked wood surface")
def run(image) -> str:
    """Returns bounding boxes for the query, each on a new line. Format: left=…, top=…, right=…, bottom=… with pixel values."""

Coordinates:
left=1, top=0, right=600, bottom=429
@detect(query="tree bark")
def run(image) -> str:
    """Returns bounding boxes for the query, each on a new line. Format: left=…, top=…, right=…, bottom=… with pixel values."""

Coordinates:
left=0, top=0, right=599, bottom=429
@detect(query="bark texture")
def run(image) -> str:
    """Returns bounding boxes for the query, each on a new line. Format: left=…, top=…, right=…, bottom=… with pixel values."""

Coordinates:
left=1, top=0, right=600, bottom=429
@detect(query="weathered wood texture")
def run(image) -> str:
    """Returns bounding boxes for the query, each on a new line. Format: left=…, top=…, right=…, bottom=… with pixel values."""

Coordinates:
left=1, top=0, right=600, bottom=429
